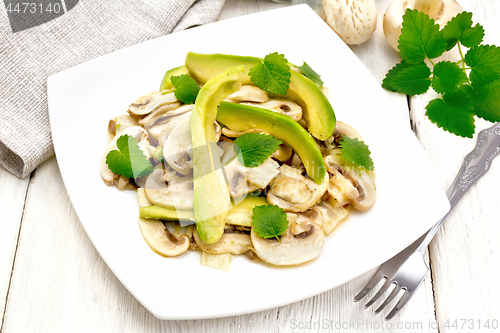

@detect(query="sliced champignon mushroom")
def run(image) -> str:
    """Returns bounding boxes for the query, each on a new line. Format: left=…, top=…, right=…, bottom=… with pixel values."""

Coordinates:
left=144, top=168, right=194, bottom=210
left=315, top=200, right=349, bottom=234
left=344, top=168, right=376, bottom=211
left=115, top=175, right=137, bottom=191
left=384, top=0, right=463, bottom=51
left=223, top=157, right=258, bottom=198
left=157, top=111, right=192, bottom=148
left=333, top=121, right=364, bottom=141
left=137, top=188, right=190, bottom=257
left=163, top=114, right=193, bottom=176
left=193, top=228, right=252, bottom=255
left=323, top=0, right=378, bottom=45
left=225, top=85, right=269, bottom=103
left=220, top=142, right=279, bottom=197
left=100, top=126, right=150, bottom=186
left=200, top=252, right=232, bottom=271
left=139, top=102, right=188, bottom=129
left=272, top=144, right=293, bottom=162
left=108, top=115, right=140, bottom=136
left=251, top=212, right=324, bottom=265
left=128, top=91, right=178, bottom=116
left=241, top=98, right=302, bottom=121
left=324, top=156, right=360, bottom=202
left=324, top=154, right=376, bottom=211
left=267, top=164, right=328, bottom=213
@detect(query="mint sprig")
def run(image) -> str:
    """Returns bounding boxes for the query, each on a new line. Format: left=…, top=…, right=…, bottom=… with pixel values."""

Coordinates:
left=252, top=205, right=289, bottom=241
left=382, top=9, right=500, bottom=137
left=233, top=133, right=282, bottom=168
left=249, top=52, right=291, bottom=95
left=171, top=74, right=200, bottom=104
left=296, top=61, right=324, bottom=87
left=106, top=134, right=153, bottom=179
left=339, top=135, right=374, bottom=171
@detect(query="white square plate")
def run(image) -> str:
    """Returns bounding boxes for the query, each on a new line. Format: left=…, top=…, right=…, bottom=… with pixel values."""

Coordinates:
left=48, top=5, right=450, bottom=320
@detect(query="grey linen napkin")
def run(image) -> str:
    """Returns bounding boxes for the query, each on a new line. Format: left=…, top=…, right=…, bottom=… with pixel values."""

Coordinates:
left=0, top=0, right=225, bottom=178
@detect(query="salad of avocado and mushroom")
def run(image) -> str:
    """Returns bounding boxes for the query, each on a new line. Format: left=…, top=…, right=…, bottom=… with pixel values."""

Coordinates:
left=100, top=52, right=376, bottom=271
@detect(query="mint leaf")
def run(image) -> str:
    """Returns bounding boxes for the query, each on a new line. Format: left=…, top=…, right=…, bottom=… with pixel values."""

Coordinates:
left=171, top=74, right=200, bottom=104
left=468, top=81, right=500, bottom=122
left=339, top=135, right=374, bottom=171
left=106, top=135, right=154, bottom=179
left=249, top=52, right=291, bottom=95
left=382, top=61, right=431, bottom=95
left=296, top=61, right=324, bottom=87
left=252, top=205, right=289, bottom=241
left=233, top=133, right=282, bottom=168
left=461, top=24, right=485, bottom=48
left=441, top=12, right=484, bottom=50
left=465, top=45, right=500, bottom=85
left=398, top=9, right=447, bottom=63
left=425, top=89, right=475, bottom=138
left=431, top=61, right=469, bottom=94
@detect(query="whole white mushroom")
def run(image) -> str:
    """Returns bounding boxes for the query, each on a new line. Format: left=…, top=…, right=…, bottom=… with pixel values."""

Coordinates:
left=322, top=0, right=378, bottom=45
left=384, top=0, right=463, bottom=51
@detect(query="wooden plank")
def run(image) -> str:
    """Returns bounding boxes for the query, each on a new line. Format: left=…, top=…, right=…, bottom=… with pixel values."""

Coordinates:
left=408, top=0, right=500, bottom=331
left=0, top=165, right=30, bottom=328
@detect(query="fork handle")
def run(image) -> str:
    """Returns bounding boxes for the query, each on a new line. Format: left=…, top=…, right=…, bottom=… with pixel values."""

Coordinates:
left=416, top=123, right=500, bottom=253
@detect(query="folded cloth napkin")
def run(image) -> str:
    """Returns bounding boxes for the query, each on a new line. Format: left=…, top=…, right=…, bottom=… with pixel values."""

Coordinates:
left=0, top=0, right=225, bottom=178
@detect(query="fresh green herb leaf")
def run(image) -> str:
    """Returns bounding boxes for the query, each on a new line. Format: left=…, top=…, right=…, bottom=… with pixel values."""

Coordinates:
left=441, top=12, right=485, bottom=50
left=296, top=61, right=324, bottom=87
left=383, top=9, right=500, bottom=138
left=425, top=89, right=475, bottom=138
left=106, top=134, right=154, bottom=179
left=460, top=25, right=485, bottom=48
left=339, top=135, right=374, bottom=171
left=252, top=205, right=289, bottom=241
left=233, top=133, right=283, bottom=168
left=249, top=52, right=291, bottom=95
left=465, top=45, right=500, bottom=85
left=431, top=61, right=469, bottom=94
left=382, top=61, right=431, bottom=95
left=398, top=9, right=447, bottom=64
left=468, top=81, right=500, bottom=122
left=171, top=74, right=200, bottom=104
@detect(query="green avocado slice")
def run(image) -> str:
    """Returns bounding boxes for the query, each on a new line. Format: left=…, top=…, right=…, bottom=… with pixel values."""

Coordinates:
left=191, top=66, right=245, bottom=244
left=159, top=65, right=190, bottom=92
left=185, top=52, right=336, bottom=140
left=138, top=195, right=267, bottom=227
left=139, top=205, right=195, bottom=221
left=217, top=101, right=326, bottom=184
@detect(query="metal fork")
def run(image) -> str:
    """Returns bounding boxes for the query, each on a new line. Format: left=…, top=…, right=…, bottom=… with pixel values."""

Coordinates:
left=354, top=122, right=500, bottom=321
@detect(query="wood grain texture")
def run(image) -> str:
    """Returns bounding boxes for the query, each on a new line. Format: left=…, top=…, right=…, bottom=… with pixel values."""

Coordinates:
left=408, top=1, right=500, bottom=331
left=0, top=165, right=30, bottom=327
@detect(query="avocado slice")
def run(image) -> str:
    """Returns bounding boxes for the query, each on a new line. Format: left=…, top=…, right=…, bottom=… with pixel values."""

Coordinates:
left=159, top=65, right=190, bottom=92
left=191, top=66, right=245, bottom=244
left=224, top=195, right=267, bottom=227
left=139, top=205, right=195, bottom=221
left=185, top=52, right=336, bottom=140
left=138, top=195, right=267, bottom=227
left=217, top=101, right=326, bottom=184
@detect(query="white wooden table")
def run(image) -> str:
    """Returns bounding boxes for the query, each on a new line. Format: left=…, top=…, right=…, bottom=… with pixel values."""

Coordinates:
left=1, top=1, right=499, bottom=332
